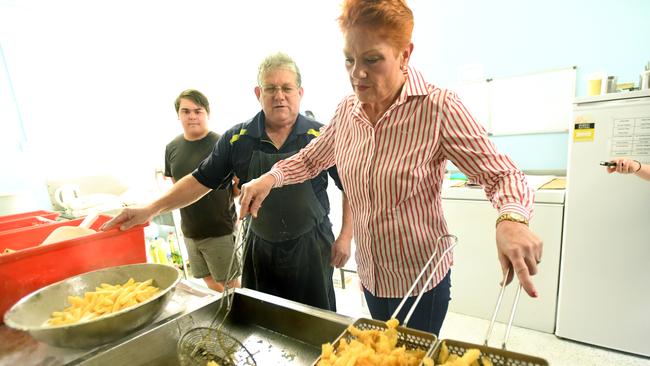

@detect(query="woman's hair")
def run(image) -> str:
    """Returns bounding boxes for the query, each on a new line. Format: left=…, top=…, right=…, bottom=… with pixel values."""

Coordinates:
left=174, top=89, right=210, bottom=115
left=257, top=52, right=302, bottom=87
left=338, top=0, right=414, bottom=52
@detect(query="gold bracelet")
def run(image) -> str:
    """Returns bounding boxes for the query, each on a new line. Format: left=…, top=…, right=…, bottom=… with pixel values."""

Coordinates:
left=634, top=160, right=642, bottom=173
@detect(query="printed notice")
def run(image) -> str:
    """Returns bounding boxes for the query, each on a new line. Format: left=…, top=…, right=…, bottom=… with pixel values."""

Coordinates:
left=610, top=116, right=650, bottom=156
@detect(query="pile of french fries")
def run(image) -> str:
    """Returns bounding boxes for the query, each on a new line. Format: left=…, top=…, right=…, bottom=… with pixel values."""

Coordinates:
left=435, top=341, right=493, bottom=366
left=46, top=278, right=159, bottom=326
left=317, top=318, right=435, bottom=366
left=316, top=317, right=497, bottom=366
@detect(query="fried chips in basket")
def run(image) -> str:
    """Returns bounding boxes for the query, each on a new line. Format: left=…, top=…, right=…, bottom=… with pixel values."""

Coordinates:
left=317, top=235, right=459, bottom=366
left=435, top=341, right=487, bottom=366
left=317, top=318, right=435, bottom=366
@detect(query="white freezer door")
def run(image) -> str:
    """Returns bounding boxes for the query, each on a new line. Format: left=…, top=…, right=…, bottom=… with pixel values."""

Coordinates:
left=556, top=94, right=650, bottom=357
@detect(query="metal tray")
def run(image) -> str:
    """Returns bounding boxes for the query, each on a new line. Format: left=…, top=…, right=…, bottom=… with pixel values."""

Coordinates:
left=312, top=317, right=437, bottom=366
left=73, top=288, right=353, bottom=365
left=431, top=339, right=549, bottom=366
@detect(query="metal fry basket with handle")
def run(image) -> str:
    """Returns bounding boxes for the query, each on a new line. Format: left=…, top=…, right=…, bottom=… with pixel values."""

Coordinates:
left=431, top=267, right=549, bottom=366
left=177, top=326, right=255, bottom=366
left=313, top=234, right=459, bottom=366
left=177, top=217, right=256, bottom=366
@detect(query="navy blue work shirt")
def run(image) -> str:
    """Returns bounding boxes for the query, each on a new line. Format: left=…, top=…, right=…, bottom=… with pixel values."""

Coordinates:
left=192, top=111, right=343, bottom=215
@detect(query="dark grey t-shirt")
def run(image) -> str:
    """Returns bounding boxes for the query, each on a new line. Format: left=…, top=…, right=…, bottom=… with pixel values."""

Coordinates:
left=164, top=131, right=236, bottom=239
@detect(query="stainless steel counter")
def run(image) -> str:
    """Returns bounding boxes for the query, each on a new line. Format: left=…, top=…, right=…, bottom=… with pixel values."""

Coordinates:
left=0, top=285, right=355, bottom=366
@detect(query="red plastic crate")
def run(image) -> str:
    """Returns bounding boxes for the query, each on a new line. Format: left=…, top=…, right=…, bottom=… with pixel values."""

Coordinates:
left=0, top=215, right=59, bottom=233
left=0, top=214, right=147, bottom=323
left=0, top=210, right=60, bottom=224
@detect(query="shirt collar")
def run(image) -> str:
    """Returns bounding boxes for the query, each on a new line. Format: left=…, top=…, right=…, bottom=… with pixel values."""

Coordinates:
left=243, top=111, right=312, bottom=138
left=352, top=66, right=429, bottom=116
left=400, top=66, right=429, bottom=100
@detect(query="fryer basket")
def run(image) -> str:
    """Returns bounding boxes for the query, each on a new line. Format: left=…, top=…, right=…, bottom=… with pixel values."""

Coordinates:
left=312, top=317, right=437, bottom=366
left=430, top=266, right=549, bottom=366
left=313, top=234, right=550, bottom=366
left=431, top=338, right=549, bottom=366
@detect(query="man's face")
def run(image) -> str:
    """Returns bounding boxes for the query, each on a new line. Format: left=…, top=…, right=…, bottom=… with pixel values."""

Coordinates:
left=255, top=68, right=303, bottom=128
left=178, top=98, right=209, bottom=140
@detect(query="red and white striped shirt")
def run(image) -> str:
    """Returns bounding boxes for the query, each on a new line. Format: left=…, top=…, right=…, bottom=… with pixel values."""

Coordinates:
left=270, top=67, right=534, bottom=297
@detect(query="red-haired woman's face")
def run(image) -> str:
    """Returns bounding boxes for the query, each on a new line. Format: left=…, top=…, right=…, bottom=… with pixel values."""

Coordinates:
left=343, top=27, right=409, bottom=106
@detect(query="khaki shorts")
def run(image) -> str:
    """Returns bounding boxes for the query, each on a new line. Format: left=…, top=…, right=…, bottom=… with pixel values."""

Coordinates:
left=184, top=234, right=241, bottom=282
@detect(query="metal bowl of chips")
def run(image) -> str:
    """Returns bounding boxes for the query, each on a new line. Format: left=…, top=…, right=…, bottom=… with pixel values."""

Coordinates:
left=3, top=263, right=181, bottom=348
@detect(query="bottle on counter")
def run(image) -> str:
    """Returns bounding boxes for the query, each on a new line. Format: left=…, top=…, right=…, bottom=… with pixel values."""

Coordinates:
left=147, top=238, right=156, bottom=263
left=167, top=232, right=183, bottom=269
left=149, top=237, right=170, bottom=265
left=606, top=76, right=617, bottom=93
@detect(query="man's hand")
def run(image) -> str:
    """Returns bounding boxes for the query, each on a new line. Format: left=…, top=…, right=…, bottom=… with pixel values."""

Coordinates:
left=100, top=206, right=155, bottom=231
left=331, top=236, right=352, bottom=268
left=495, top=220, right=543, bottom=297
left=239, top=174, right=276, bottom=218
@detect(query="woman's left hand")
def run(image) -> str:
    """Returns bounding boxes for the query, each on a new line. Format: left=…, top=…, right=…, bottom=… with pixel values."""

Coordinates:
left=495, top=221, right=543, bottom=298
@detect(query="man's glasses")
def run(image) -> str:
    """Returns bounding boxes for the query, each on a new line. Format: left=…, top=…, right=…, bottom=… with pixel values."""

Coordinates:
left=261, top=84, right=298, bottom=96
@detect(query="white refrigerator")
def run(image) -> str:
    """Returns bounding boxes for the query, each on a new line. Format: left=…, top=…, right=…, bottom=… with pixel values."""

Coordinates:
left=556, top=89, right=650, bottom=357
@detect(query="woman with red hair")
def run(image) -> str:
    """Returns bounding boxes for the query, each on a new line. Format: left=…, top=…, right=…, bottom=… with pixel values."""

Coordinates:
left=239, top=0, right=542, bottom=335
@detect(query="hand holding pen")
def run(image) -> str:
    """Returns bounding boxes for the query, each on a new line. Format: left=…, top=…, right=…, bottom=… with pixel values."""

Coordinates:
left=601, top=158, right=641, bottom=174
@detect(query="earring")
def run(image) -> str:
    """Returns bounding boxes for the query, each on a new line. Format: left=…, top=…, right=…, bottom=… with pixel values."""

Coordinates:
left=401, top=65, right=407, bottom=71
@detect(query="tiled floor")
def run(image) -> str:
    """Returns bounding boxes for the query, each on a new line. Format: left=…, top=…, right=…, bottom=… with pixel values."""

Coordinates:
left=333, top=272, right=650, bottom=366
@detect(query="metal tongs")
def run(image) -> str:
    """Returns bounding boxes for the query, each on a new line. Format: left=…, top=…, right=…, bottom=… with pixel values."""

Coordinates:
left=392, top=234, right=458, bottom=328
left=483, top=267, right=522, bottom=349
left=218, top=215, right=251, bottom=314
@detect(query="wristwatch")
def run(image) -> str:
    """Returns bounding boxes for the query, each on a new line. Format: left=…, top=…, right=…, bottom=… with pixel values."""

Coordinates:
left=496, top=212, right=529, bottom=227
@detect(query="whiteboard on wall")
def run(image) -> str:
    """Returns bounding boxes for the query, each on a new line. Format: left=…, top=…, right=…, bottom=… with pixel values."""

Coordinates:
left=490, top=67, right=576, bottom=135
left=454, top=80, right=491, bottom=131
left=453, top=67, right=576, bottom=136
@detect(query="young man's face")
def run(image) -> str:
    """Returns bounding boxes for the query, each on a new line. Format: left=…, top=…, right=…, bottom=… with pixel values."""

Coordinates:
left=178, top=98, right=209, bottom=140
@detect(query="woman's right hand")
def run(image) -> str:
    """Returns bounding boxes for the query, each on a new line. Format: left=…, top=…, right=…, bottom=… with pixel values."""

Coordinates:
left=239, top=174, right=276, bottom=218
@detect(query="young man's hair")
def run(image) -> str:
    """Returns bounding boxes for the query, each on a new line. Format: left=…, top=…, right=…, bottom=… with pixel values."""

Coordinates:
left=174, top=89, right=210, bottom=115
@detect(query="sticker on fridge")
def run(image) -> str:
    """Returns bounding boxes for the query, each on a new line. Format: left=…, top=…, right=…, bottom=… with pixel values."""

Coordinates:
left=573, top=120, right=595, bottom=142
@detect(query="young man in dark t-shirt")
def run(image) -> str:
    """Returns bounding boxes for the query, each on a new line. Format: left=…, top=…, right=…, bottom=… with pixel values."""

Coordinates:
left=164, top=89, right=239, bottom=292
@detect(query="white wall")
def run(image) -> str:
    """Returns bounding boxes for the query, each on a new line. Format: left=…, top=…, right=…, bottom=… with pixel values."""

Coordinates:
left=4, top=0, right=404, bottom=186
left=4, top=0, right=649, bottom=195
